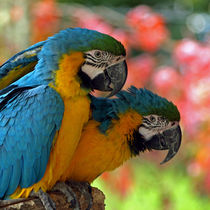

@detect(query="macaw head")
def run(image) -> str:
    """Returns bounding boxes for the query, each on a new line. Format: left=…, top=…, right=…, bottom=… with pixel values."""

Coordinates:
left=39, top=28, right=127, bottom=97
left=91, top=86, right=182, bottom=164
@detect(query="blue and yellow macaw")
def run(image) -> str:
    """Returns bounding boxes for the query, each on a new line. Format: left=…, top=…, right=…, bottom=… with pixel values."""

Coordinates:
left=0, top=28, right=127, bottom=202
left=66, top=86, right=182, bottom=183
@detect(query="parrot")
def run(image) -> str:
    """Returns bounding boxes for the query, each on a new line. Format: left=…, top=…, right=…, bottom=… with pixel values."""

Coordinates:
left=0, top=28, right=127, bottom=208
left=38, top=86, right=181, bottom=209
left=66, top=86, right=182, bottom=184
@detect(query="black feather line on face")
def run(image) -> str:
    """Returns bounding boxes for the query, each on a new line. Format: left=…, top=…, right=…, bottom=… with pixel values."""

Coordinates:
left=84, top=61, right=96, bottom=66
left=127, top=129, right=153, bottom=156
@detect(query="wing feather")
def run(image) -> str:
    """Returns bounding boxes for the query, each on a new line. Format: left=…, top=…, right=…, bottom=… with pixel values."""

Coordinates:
left=0, top=41, right=45, bottom=90
left=0, top=85, right=64, bottom=198
left=5, top=160, right=21, bottom=195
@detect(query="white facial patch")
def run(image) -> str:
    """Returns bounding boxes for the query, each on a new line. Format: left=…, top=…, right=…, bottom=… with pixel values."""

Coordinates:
left=139, top=126, right=157, bottom=140
left=139, top=114, right=179, bottom=140
left=81, top=50, right=125, bottom=79
left=81, top=65, right=104, bottom=79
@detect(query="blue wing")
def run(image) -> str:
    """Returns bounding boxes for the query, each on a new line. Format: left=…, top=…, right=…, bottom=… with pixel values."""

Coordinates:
left=0, top=41, right=45, bottom=90
left=0, top=85, right=64, bottom=198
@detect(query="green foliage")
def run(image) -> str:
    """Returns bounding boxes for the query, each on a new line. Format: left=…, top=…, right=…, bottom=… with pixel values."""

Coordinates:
left=93, top=160, right=210, bottom=210
left=58, top=0, right=209, bottom=12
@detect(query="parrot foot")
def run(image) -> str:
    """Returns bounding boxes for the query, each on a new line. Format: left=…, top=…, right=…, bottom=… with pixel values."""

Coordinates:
left=31, top=189, right=56, bottom=210
left=67, top=181, right=93, bottom=210
left=52, top=182, right=80, bottom=210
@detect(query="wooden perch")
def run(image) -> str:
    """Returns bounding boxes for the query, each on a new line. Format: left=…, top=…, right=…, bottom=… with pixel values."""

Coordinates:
left=0, top=183, right=105, bottom=210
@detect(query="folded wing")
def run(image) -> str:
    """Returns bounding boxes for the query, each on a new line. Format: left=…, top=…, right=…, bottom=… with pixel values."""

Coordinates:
left=0, top=41, right=45, bottom=90
left=0, top=85, right=64, bottom=198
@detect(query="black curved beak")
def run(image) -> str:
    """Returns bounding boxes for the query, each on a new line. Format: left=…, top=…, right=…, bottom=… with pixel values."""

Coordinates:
left=91, top=60, right=127, bottom=97
left=147, top=125, right=182, bottom=164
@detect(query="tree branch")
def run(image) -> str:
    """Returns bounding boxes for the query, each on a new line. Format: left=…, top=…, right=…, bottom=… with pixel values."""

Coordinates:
left=1, top=183, right=105, bottom=210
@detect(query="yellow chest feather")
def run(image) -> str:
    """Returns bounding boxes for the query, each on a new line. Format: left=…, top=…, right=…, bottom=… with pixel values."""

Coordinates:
left=51, top=51, right=87, bottom=98
left=12, top=52, right=90, bottom=198
left=39, top=52, right=90, bottom=187
left=66, top=110, right=142, bottom=183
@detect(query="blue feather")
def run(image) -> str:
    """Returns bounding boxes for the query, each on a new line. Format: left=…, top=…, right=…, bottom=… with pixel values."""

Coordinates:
left=0, top=41, right=45, bottom=79
left=91, top=86, right=180, bottom=133
left=13, top=28, right=125, bottom=87
left=5, top=161, right=21, bottom=196
left=37, top=145, right=49, bottom=182
left=0, top=85, right=64, bottom=197
left=0, top=167, right=12, bottom=197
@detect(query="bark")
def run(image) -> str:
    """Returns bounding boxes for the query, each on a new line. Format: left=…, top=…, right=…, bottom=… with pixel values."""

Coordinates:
left=0, top=183, right=105, bottom=210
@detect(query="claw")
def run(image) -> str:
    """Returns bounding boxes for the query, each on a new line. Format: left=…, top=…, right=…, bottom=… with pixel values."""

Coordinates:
left=67, top=181, right=93, bottom=210
left=32, top=189, right=56, bottom=210
left=52, top=182, right=80, bottom=210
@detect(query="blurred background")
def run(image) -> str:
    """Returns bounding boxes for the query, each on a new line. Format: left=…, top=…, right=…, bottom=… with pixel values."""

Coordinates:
left=0, top=0, right=210, bottom=209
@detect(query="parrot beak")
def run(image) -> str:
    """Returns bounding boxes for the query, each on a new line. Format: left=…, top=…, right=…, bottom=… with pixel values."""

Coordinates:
left=146, top=125, right=182, bottom=164
left=91, top=60, right=127, bottom=97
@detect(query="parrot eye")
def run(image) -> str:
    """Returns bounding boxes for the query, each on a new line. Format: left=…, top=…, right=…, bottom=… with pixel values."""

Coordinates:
left=150, top=116, right=156, bottom=122
left=94, top=50, right=102, bottom=58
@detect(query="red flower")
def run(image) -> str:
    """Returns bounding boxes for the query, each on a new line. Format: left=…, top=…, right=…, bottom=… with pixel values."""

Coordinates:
left=174, top=39, right=200, bottom=67
left=126, top=5, right=169, bottom=52
left=73, top=9, right=113, bottom=35
left=125, top=54, right=155, bottom=88
left=31, top=0, right=61, bottom=42
left=111, top=29, right=130, bottom=54
left=174, top=39, right=210, bottom=74
left=152, top=66, right=181, bottom=98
